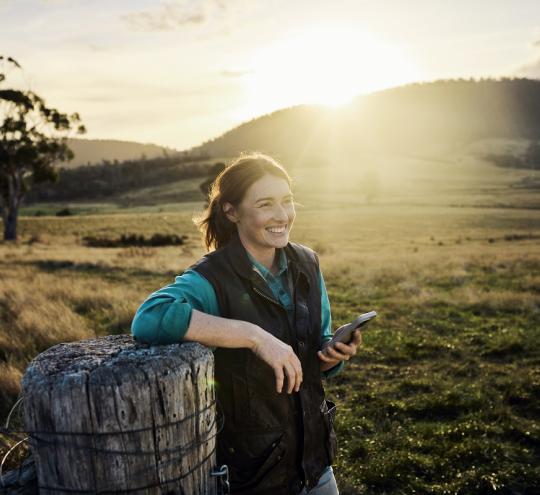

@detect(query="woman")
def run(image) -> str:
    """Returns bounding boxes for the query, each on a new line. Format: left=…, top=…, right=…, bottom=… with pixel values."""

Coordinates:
left=131, top=153, right=362, bottom=494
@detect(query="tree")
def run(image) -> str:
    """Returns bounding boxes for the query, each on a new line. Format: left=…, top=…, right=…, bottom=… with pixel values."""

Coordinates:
left=0, top=56, right=85, bottom=240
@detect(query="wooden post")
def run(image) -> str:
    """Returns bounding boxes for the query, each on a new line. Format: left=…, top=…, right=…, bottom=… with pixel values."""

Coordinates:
left=20, top=335, right=218, bottom=495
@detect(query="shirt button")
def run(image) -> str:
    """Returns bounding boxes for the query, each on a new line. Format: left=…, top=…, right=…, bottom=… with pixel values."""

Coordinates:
left=298, top=341, right=305, bottom=348
left=228, top=447, right=235, bottom=454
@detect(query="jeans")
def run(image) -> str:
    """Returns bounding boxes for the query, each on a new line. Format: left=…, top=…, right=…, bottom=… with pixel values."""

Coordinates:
left=299, top=466, right=339, bottom=494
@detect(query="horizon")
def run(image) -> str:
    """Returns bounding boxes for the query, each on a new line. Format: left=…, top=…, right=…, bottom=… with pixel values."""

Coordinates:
left=68, top=75, right=540, bottom=153
left=2, top=0, right=540, bottom=149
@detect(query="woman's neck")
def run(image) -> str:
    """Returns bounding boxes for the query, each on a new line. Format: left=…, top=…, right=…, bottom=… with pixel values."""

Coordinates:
left=244, top=245, right=278, bottom=274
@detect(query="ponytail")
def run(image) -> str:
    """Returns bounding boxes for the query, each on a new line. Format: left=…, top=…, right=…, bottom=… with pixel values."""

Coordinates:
left=195, top=184, right=237, bottom=251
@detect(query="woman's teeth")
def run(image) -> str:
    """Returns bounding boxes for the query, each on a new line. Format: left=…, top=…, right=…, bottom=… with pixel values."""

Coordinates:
left=266, top=226, right=286, bottom=233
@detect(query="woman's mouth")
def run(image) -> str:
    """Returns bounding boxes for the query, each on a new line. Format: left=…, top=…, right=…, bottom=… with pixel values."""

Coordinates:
left=266, top=225, right=287, bottom=234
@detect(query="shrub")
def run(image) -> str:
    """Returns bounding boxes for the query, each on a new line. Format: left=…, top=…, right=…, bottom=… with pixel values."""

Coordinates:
left=56, top=207, right=73, bottom=216
left=82, top=233, right=187, bottom=247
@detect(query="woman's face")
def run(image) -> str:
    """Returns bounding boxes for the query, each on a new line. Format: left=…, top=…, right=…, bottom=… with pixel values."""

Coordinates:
left=224, top=173, right=296, bottom=253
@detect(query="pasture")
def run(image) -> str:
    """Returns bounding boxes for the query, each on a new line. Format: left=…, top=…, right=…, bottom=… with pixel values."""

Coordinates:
left=1, top=152, right=539, bottom=494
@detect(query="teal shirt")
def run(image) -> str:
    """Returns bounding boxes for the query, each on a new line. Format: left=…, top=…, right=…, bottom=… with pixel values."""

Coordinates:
left=131, top=249, right=344, bottom=379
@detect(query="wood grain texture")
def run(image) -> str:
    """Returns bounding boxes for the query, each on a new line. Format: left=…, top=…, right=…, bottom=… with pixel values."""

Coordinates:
left=20, top=335, right=217, bottom=495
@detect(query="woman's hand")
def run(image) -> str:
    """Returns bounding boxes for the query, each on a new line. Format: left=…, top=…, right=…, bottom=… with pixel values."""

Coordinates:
left=251, top=329, right=303, bottom=394
left=317, top=329, right=362, bottom=371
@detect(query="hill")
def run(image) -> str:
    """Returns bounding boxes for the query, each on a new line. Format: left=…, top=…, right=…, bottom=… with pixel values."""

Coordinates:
left=24, top=78, right=540, bottom=211
left=63, top=139, right=178, bottom=168
left=189, top=78, right=540, bottom=167
left=27, top=154, right=218, bottom=206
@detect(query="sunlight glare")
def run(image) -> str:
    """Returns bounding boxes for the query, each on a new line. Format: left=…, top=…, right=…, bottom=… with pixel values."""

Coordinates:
left=240, top=24, right=420, bottom=116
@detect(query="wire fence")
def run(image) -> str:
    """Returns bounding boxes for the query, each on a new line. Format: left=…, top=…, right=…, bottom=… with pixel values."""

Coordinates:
left=0, top=393, right=225, bottom=494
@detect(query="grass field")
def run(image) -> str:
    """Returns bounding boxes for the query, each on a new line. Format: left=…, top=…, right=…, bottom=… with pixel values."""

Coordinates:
left=1, top=153, right=539, bottom=494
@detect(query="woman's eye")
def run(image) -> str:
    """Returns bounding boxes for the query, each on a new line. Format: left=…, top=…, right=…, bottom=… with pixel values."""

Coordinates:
left=258, top=202, right=271, bottom=207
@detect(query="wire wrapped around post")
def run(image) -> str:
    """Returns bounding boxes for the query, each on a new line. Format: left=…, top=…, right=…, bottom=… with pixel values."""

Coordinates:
left=19, top=335, right=219, bottom=495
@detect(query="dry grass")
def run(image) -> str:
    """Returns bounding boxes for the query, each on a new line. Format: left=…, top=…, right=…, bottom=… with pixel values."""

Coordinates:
left=1, top=202, right=539, bottom=491
left=0, top=267, right=144, bottom=398
left=0, top=363, right=22, bottom=410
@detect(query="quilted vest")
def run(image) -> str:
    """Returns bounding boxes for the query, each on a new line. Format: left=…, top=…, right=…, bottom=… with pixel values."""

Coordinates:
left=190, top=232, right=337, bottom=495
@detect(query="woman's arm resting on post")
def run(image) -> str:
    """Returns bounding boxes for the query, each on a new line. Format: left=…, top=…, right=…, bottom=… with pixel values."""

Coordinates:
left=184, top=309, right=262, bottom=349
left=132, top=270, right=303, bottom=394
left=131, top=270, right=220, bottom=345
left=185, top=310, right=303, bottom=395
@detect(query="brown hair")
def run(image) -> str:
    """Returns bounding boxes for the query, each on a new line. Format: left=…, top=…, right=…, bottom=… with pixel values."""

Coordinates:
left=194, top=152, right=292, bottom=252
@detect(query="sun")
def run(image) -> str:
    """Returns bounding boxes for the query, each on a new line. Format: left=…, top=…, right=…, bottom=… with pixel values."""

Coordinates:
left=240, top=24, right=420, bottom=115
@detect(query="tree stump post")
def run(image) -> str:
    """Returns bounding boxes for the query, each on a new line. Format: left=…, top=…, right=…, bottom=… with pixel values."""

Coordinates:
left=20, top=335, right=218, bottom=495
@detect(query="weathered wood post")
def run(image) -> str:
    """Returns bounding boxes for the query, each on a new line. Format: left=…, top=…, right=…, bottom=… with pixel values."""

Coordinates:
left=20, top=335, right=218, bottom=495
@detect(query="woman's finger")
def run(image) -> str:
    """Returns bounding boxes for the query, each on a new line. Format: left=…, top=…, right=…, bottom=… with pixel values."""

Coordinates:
left=283, top=362, right=297, bottom=394
left=317, top=350, right=336, bottom=363
left=335, top=342, right=357, bottom=356
left=352, top=330, right=363, bottom=346
left=325, top=345, right=350, bottom=361
left=292, top=356, right=303, bottom=392
left=274, top=366, right=284, bottom=394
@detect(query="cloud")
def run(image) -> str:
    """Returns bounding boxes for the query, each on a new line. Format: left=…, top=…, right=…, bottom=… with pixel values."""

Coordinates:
left=515, top=58, right=540, bottom=78
left=50, top=78, right=214, bottom=103
left=121, top=1, right=206, bottom=32
left=38, top=0, right=73, bottom=5
left=219, top=69, right=253, bottom=78
left=88, top=44, right=108, bottom=52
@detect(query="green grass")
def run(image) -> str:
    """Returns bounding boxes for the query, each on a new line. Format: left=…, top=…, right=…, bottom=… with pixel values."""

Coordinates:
left=325, top=253, right=540, bottom=494
left=2, top=151, right=540, bottom=493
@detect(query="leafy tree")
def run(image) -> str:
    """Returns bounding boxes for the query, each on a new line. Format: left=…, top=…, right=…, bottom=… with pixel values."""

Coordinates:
left=27, top=154, right=211, bottom=202
left=0, top=56, right=85, bottom=240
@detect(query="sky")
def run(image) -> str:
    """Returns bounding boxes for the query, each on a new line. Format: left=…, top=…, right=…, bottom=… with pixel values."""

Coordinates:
left=1, top=0, right=540, bottom=150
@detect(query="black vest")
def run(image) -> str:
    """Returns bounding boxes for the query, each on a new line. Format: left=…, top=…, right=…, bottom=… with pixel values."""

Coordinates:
left=190, top=233, right=337, bottom=495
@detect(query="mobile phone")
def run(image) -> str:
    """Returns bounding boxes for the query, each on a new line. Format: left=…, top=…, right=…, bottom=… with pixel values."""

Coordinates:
left=327, top=311, right=378, bottom=346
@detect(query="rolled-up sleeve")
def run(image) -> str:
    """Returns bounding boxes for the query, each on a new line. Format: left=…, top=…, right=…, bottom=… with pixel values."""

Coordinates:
left=131, top=270, right=219, bottom=345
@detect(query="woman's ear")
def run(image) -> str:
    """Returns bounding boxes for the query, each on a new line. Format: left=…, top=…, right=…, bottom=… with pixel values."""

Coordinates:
left=223, top=202, right=238, bottom=223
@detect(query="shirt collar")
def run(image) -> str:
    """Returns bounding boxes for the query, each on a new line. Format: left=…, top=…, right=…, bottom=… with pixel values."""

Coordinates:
left=247, top=249, right=288, bottom=280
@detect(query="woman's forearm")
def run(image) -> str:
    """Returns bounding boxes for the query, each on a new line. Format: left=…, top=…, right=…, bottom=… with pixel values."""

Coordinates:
left=184, top=309, right=264, bottom=350
left=187, top=310, right=304, bottom=393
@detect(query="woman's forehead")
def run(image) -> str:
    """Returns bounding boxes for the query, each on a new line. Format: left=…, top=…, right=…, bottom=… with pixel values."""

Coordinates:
left=245, top=174, right=292, bottom=200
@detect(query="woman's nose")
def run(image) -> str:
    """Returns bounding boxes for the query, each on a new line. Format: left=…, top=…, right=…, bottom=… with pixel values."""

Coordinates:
left=273, top=204, right=289, bottom=222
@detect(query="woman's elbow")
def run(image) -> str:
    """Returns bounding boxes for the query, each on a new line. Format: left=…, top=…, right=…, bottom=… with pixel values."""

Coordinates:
left=131, top=312, right=155, bottom=345
left=130, top=300, right=191, bottom=345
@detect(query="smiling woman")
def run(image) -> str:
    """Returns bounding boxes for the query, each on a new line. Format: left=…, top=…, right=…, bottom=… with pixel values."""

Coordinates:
left=222, top=173, right=296, bottom=270
left=131, top=152, right=362, bottom=494
left=244, top=24, right=420, bottom=109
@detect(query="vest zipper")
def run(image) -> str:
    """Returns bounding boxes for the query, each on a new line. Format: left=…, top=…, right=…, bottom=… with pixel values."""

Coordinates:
left=252, top=285, right=285, bottom=310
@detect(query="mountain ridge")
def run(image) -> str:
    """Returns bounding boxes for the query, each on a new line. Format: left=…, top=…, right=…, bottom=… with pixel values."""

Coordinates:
left=63, top=138, right=179, bottom=168
left=188, top=78, right=540, bottom=166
